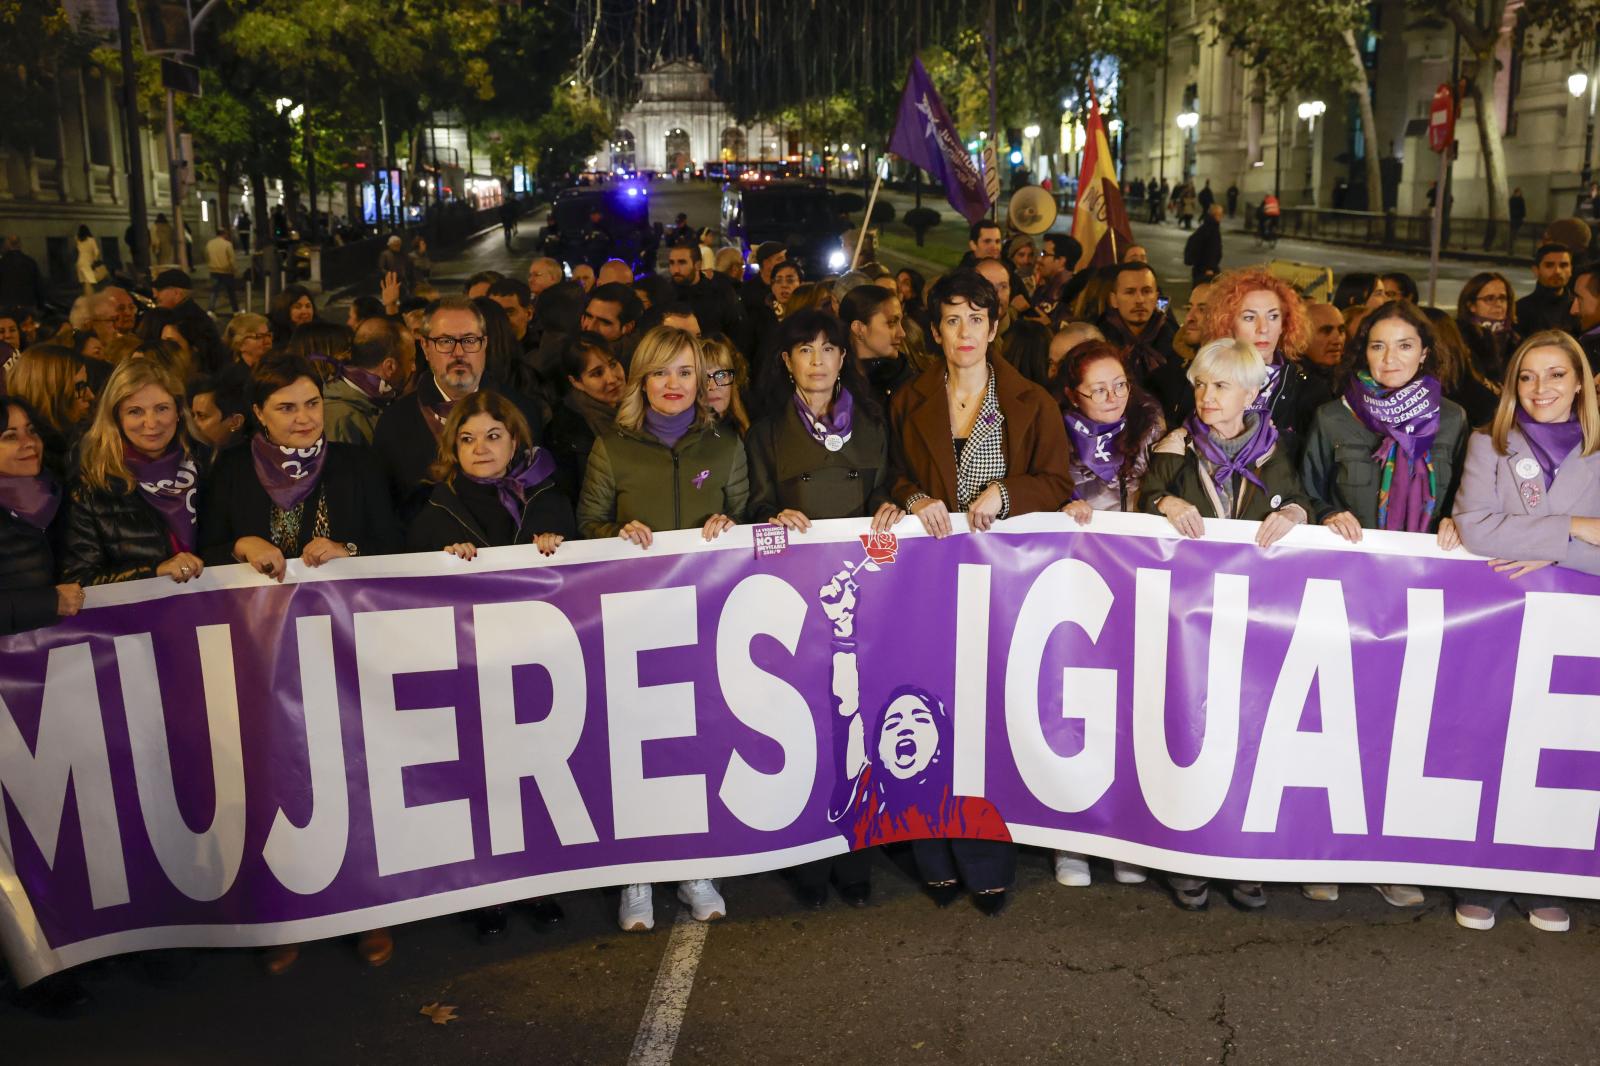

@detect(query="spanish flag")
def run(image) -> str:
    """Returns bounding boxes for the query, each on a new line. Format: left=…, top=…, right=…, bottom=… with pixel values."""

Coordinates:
left=1070, top=88, right=1134, bottom=270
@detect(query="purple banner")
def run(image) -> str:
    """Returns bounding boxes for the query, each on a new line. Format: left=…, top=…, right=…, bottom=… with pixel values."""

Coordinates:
left=2, top=513, right=1599, bottom=985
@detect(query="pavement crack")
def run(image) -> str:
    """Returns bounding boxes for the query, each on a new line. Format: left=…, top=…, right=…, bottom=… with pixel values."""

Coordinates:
left=1129, top=970, right=1183, bottom=1023
left=1211, top=992, right=1238, bottom=1065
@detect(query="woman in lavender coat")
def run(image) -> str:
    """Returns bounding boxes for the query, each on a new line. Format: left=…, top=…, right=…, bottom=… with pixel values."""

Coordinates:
left=1453, top=329, right=1600, bottom=934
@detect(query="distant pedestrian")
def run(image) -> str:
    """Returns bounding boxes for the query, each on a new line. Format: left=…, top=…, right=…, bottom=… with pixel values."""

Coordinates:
left=0, top=235, right=48, bottom=310
left=378, top=235, right=410, bottom=293
left=1508, top=187, right=1527, bottom=252
left=1225, top=183, right=1239, bottom=218
left=1185, top=204, right=1225, bottom=283
left=1197, top=179, right=1214, bottom=212
left=150, top=213, right=174, bottom=266
left=206, top=229, right=241, bottom=313
left=74, top=225, right=102, bottom=296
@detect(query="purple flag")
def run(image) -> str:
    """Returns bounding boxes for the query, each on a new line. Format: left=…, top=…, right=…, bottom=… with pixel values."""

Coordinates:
left=889, top=57, right=991, bottom=224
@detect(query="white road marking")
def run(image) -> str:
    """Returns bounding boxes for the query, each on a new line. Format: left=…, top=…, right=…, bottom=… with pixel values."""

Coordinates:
left=626, top=910, right=709, bottom=1066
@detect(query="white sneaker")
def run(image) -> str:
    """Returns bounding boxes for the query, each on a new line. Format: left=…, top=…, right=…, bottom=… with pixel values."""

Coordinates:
left=1528, top=906, right=1570, bottom=932
left=1375, top=884, right=1425, bottom=907
left=1112, top=862, right=1148, bottom=884
left=619, top=883, right=654, bottom=932
left=677, top=879, right=725, bottom=922
left=1053, top=852, right=1091, bottom=887
left=1302, top=883, right=1340, bottom=902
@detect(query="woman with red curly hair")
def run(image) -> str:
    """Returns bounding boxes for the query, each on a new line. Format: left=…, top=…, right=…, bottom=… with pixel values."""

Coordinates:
left=1201, top=268, right=1324, bottom=461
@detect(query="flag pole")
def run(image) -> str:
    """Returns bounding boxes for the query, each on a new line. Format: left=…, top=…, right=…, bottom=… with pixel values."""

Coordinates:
left=985, top=0, right=1001, bottom=221
left=851, top=171, right=883, bottom=271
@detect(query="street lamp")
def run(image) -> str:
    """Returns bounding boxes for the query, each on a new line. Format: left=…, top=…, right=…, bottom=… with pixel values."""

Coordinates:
left=1175, top=111, right=1198, bottom=181
left=1572, top=69, right=1596, bottom=189
left=1297, top=99, right=1325, bottom=206
left=1023, top=124, right=1041, bottom=139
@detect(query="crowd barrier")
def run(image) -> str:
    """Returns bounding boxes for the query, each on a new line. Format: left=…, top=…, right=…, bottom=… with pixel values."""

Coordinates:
left=2, top=512, right=1597, bottom=986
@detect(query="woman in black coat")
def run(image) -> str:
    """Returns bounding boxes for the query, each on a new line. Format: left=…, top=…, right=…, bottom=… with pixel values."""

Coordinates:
left=404, top=388, right=574, bottom=939
left=0, top=396, right=84, bottom=635
left=197, top=352, right=397, bottom=975
left=406, top=389, right=576, bottom=559
left=746, top=308, right=903, bottom=910
left=543, top=331, right=624, bottom=497
left=61, top=358, right=206, bottom=587
left=200, top=352, right=398, bottom=580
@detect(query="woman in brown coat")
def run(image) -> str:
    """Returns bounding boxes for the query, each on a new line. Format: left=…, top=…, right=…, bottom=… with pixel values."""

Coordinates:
left=886, top=268, right=1071, bottom=916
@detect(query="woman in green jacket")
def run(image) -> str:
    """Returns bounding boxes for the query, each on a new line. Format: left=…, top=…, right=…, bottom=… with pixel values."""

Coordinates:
left=1140, top=336, right=1314, bottom=914
left=574, top=325, right=747, bottom=933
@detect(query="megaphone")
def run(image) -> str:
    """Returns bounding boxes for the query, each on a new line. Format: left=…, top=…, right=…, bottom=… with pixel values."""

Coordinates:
left=1007, top=186, right=1058, bottom=235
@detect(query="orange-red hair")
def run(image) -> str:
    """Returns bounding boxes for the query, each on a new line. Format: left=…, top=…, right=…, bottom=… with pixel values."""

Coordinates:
left=1200, top=267, right=1310, bottom=362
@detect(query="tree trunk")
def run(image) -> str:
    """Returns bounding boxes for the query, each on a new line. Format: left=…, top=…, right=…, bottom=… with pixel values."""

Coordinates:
left=1464, top=52, right=1510, bottom=227
left=1341, top=28, right=1384, bottom=213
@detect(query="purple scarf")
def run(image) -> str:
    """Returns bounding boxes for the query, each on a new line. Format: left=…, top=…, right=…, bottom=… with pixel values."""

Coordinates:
left=1247, top=354, right=1285, bottom=413
left=1344, top=371, right=1442, bottom=461
left=342, top=365, right=394, bottom=405
left=250, top=433, right=327, bottom=511
left=1516, top=407, right=1585, bottom=487
left=123, top=446, right=198, bottom=552
left=464, top=447, right=557, bottom=526
left=792, top=388, right=854, bottom=451
left=1184, top=413, right=1278, bottom=496
left=0, top=473, right=61, bottom=530
left=644, top=406, right=696, bottom=448
left=1063, top=406, right=1126, bottom=485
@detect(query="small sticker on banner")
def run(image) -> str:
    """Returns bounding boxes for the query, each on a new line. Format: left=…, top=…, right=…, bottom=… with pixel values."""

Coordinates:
left=753, top=523, right=789, bottom=558
left=1515, top=457, right=1540, bottom=481
left=859, top=531, right=899, bottom=566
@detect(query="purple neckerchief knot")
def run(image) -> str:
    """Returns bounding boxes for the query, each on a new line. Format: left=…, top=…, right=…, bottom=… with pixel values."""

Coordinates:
left=645, top=405, right=696, bottom=448
left=464, top=447, right=556, bottom=527
left=1515, top=407, right=1585, bottom=487
left=342, top=365, right=395, bottom=406
left=250, top=433, right=326, bottom=511
left=0, top=472, right=61, bottom=530
left=792, top=387, right=854, bottom=449
left=1063, top=406, right=1126, bottom=485
left=1184, top=413, right=1277, bottom=495
left=123, top=445, right=198, bottom=552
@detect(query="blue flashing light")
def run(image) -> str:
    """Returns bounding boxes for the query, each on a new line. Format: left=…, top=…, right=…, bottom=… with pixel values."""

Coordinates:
left=626, top=187, right=640, bottom=197
left=1009, top=149, right=1023, bottom=165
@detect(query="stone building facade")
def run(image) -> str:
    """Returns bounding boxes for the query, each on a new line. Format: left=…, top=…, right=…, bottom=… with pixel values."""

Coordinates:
left=1116, top=0, right=1595, bottom=224
left=603, top=59, right=783, bottom=173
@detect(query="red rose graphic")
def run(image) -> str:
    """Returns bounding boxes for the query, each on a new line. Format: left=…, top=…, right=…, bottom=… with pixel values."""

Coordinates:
left=859, top=531, right=898, bottom=565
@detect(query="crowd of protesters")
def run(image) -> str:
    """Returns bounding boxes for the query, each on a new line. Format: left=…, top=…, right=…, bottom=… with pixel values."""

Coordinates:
left=2, top=208, right=1599, bottom=1008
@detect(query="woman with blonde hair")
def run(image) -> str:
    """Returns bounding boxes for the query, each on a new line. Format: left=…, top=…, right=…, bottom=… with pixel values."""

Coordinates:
left=575, top=323, right=747, bottom=934
left=224, top=312, right=273, bottom=368
left=1201, top=267, right=1321, bottom=460
left=5, top=344, right=94, bottom=473
left=698, top=334, right=751, bottom=435
left=61, top=358, right=204, bottom=586
left=1452, top=330, right=1600, bottom=935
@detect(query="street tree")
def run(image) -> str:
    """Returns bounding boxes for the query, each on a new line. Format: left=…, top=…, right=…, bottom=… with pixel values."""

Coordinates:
left=1214, top=0, right=1383, bottom=213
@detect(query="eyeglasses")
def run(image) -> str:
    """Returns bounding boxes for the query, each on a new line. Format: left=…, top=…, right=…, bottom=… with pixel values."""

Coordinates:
left=1474, top=293, right=1509, bottom=304
left=242, top=331, right=271, bottom=342
left=1077, top=380, right=1130, bottom=403
left=426, top=333, right=486, bottom=353
left=705, top=368, right=735, bottom=387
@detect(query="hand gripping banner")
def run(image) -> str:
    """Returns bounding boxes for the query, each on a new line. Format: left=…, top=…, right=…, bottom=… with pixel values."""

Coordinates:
left=2, top=513, right=1598, bottom=985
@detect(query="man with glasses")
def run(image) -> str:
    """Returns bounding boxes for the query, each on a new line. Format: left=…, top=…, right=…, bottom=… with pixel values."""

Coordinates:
left=372, top=295, right=544, bottom=516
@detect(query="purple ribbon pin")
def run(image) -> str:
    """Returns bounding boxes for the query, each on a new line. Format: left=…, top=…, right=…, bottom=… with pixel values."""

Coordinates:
left=693, top=469, right=711, bottom=489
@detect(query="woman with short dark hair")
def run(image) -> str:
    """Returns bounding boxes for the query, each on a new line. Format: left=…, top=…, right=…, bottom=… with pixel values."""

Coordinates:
left=545, top=331, right=624, bottom=495
left=886, top=268, right=1071, bottom=915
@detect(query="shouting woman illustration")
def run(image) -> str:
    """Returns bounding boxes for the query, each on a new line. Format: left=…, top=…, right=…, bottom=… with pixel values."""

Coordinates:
left=819, top=555, right=1014, bottom=915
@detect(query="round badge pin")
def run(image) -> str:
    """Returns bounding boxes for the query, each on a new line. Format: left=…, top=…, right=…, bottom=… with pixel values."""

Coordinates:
left=1270, top=494, right=1282, bottom=509
left=824, top=434, right=844, bottom=452
left=1515, top=457, right=1540, bottom=480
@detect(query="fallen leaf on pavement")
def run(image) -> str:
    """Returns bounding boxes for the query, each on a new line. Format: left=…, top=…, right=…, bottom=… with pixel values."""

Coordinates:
left=420, top=1002, right=460, bottom=1026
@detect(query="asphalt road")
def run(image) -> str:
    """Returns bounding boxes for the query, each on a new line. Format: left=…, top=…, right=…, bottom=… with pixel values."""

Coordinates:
left=7, top=852, right=1598, bottom=1065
